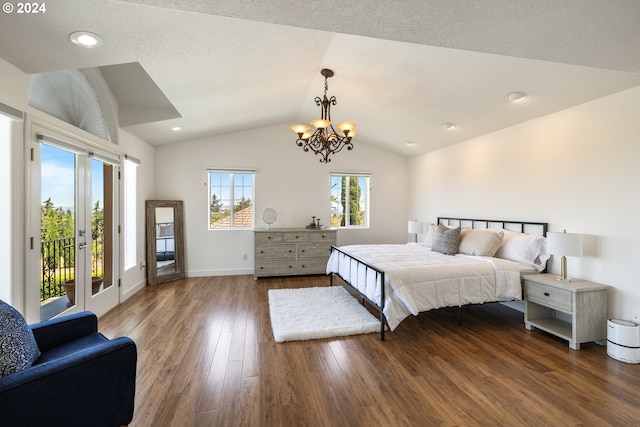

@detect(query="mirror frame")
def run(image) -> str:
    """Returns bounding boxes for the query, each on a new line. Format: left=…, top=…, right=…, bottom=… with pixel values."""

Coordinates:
left=145, top=200, right=185, bottom=285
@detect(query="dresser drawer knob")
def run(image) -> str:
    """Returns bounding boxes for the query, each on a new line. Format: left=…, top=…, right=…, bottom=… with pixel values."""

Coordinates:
left=267, top=236, right=271, bottom=239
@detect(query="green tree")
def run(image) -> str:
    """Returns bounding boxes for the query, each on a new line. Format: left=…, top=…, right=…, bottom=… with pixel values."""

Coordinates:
left=210, top=194, right=226, bottom=225
left=340, top=177, right=361, bottom=226
left=234, top=197, right=252, bottom=212
left=210, top=193, right=223, bottom=213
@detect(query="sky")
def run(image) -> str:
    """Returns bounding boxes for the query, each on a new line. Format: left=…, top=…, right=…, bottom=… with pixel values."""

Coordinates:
left=41, top=144, right=104, bottom=213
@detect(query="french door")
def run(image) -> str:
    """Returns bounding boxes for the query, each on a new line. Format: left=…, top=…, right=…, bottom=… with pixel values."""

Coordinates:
left=28, top=124, right=120, bottom=321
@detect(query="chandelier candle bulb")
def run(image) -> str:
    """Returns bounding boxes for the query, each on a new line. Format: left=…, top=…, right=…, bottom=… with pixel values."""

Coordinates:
left=311, top=119, right=331, bottom=129
left=291, top=124, right=310, bottom=137
left=344, top=129, right=357, bottom=139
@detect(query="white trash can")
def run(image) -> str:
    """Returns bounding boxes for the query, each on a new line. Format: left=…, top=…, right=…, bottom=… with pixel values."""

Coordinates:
left=607, top=318, right=640, bottom=364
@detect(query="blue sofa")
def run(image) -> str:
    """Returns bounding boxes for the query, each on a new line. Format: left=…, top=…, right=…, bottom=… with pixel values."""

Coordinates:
left=0, top=311, right=137, bottom=427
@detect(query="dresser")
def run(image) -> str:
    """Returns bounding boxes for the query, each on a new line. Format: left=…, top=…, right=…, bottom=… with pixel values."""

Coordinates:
left=524, top=273, right=608, bottom=350
left=254, top=228, right=337, bottom=279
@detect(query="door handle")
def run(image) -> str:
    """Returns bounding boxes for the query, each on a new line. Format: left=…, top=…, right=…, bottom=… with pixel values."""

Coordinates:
left=79, top=243, right=88, bottom=249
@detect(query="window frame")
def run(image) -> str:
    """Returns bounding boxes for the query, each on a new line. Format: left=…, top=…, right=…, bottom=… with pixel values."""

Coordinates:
left=207, top=170, right=255, bottom=230
left=330, top=173, right=370, bottom=229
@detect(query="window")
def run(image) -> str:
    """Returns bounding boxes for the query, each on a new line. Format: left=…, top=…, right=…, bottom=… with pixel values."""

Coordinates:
left=208, top=171, right=254, bottom=229
left=124, top=156, right=139, bottom=269
left=330, top=174, right=369, bottom=228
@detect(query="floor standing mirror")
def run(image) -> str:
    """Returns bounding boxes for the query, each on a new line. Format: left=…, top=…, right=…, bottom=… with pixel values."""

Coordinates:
left=146, top=200, right=185, bottom=285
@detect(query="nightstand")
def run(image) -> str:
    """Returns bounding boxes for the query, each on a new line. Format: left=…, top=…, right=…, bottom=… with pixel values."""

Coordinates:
left=524, top=273, right=608, bottom=350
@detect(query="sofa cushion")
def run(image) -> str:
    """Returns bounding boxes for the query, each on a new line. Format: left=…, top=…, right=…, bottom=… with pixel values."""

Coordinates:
left=34, top=333, right=108, bottom=365
left=0, top=300, right=41, bottom=377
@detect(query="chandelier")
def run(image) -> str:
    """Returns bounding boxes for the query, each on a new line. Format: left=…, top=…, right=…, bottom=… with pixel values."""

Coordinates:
left=291, top=69, right=357, bottom=163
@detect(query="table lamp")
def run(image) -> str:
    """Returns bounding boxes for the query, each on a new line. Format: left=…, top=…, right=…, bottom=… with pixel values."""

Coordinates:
left=546, top=229, right=583, bottom=282
left=408, top=220, right=424, bottom=243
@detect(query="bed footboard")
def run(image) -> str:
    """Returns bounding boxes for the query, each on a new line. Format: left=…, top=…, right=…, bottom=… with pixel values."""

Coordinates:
left=329, top=245, right=387, bottom=340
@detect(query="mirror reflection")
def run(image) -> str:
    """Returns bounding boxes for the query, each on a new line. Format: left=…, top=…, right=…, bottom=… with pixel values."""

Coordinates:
left=146, top=200, right=185, bottom=285
left=155, top=207, right=176, bottom=275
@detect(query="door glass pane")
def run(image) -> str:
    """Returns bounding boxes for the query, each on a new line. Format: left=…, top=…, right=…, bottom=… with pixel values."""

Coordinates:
left=91, top=158, right=113, bottom=296
left=40, top=144, right=76, bottom=320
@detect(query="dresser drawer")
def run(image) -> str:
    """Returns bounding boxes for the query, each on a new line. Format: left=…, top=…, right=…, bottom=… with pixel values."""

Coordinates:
left=309, top=231, right=336, bottom=243
left=255, top=232, right=283, bottom=244
left=255, top=244, right=296, bottom=259
left=284, top=232, right=310, bottom=243
left=297, top=258, right=329, bottom=274
left=297, top=244, right=332, bottom=258
left=525, top=281, right=572, bottom=313
left=255, top=259, right=296, bottom=276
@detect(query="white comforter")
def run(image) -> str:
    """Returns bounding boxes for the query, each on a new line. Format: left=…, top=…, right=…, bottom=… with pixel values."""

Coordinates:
left=326, top=244, right=525, bottom=331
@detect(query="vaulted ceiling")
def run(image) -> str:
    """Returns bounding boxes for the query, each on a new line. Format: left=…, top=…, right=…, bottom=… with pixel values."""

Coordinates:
left=1, top=0, right=640, bottom=156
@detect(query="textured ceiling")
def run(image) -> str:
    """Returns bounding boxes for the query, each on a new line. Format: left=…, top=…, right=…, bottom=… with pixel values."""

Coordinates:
left=1, top=0, right=640, bottom=156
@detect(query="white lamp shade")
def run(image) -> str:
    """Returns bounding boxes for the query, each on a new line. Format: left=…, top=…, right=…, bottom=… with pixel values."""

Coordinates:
left=408, top=220, right=424, bottom=234
left=547, top=231, right=583, bottom=257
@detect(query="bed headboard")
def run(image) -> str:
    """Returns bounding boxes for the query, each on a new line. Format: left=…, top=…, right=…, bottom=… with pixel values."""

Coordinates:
left=437, top=217, right=547, bottom=237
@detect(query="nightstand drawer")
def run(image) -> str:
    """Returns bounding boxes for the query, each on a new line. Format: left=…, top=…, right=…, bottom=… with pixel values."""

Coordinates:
left=525, top=281, right=572, bottom=313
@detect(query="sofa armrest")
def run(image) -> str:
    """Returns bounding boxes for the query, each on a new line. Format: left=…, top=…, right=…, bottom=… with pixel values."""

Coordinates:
left=30, top=311, right=98, bottom=352
left=0, top=336, right=137, bottom=427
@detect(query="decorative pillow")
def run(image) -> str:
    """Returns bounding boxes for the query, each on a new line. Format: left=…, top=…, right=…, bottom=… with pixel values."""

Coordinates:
left=0, top=300, right=40, bottom=377
left=458, top=229, right=504, bottom=256
left=494, top=229, right=550, bottom=271
left=422, top=224, right=437, bottom=248
left=431, top=224, right=461, bottom=255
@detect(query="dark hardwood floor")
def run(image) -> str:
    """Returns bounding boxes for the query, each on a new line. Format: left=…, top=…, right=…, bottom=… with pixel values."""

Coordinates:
left=99, top=275, right=640, bottom=427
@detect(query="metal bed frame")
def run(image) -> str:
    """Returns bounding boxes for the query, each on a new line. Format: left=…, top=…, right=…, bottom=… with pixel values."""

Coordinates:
left=329, top=216, right=548, bottom=341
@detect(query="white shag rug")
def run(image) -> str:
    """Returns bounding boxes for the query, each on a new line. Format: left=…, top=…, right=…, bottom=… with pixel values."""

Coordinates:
left=268, top=286, right=381, bottom=343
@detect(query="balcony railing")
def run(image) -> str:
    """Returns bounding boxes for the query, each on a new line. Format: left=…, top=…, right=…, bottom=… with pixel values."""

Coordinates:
left=40, top=237, right=103, bottom=302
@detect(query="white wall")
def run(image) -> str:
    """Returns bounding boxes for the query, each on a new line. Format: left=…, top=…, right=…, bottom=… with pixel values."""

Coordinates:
left=0, top=58, right=30, bottom=110
left=0, top=59, right=29, bottom=309
left=408, top=85, right=640, bottom=321
left=154, top=124, right=408, bottom=277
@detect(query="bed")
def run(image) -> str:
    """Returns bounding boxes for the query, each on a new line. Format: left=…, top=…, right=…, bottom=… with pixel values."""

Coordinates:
left=326, top=217, right=549, bottom=340
left=156, top=222, right=175, bottom=262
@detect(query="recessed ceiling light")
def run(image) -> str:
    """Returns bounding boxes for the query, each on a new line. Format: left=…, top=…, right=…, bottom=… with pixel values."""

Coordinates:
left=171, top=126, right=182, bottom=131
left=506, top=91, right=528, bottom=103
left=404, top=140, right=415, bottom=147
left=442, top=123, right=456, bottom=131
left=69, top=31, right=104, bottom=48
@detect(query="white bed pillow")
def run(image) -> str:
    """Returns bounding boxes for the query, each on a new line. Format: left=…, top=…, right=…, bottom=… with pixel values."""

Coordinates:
left=458, top=228, right=504, bottom=256
left=494, top=229, right=550, bottom=271
left=422, top=224, right=437, bottom=248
